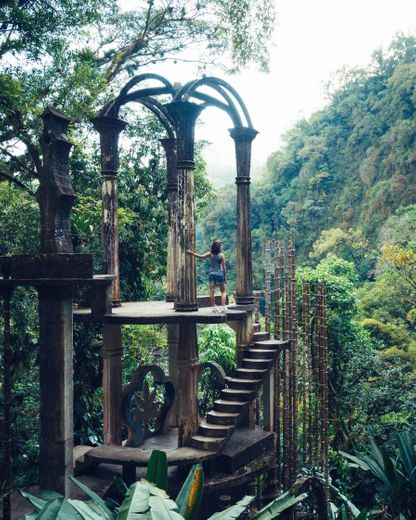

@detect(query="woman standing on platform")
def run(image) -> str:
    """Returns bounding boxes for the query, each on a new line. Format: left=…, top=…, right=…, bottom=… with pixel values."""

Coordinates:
left=187, top=240, right=227, bottom=309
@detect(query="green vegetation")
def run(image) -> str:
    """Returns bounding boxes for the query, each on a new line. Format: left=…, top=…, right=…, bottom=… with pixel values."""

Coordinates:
left=22, top=449, right=305, bottom=519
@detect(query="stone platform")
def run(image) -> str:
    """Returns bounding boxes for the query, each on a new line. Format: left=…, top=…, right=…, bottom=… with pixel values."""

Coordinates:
left=74, top=299, right=249, bottom=325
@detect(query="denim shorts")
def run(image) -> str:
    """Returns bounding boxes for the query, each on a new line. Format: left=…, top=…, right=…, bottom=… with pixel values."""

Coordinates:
left=209, top=273, right=225, bottom=284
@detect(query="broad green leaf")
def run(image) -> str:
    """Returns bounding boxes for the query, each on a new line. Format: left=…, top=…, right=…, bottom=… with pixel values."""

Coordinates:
left=146, top=450, right=168, bottom=492
left=34, top=498, right=64, bottom=519
left=176, top=464, right=204, bottom=520
left=339, top=451, right=371, bottom=472
left=207, top=495, right=254, bottom=519
left=116, top=482, right=150, bottom=519
left=21, top=490, right=47, bottom=511
left=355, top=509, right=370, bottom=520
left=68, top=499, right=109, bottom=520
left=250, top=491, right=307, bottom=519
left=397, top=431, right=416, bottom=485
left=148, top=495, right=183, bottom=519
left=341, top=505, right=348, bottom=520
left=70, top=476, right=114, bottom=519
left=113, top=478, right=129, bottom=498
left=329, top=483, right=361, bottom=517
left=39, top=490, right=64, bottom=500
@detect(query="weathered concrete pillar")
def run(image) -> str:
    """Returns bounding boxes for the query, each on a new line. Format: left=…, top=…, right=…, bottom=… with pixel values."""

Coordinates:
left=166, top=102, right=202, bottom=312
left=176, top=323, right=200, bottom=445
left=38, top=107, right=75, bottom=254
left=160, top=138, right=178, bottom=303
left=38, top=286, right=74, bottom=495
left=102, top=324, right=123, bottom=445
left=167, top=323, right=179, bottom=427
left=229, top=127, right=258, bottom=306
left=37, top=108, right=75, bottom=496
left=92, top=116, right=127, bottom=307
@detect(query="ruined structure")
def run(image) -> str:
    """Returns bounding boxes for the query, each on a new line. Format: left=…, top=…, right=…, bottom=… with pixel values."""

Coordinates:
left=0, top=75, right=329, bottom=518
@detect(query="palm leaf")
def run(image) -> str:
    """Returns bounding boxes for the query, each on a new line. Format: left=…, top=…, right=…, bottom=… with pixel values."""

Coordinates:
left=116, top=482, right=150, bottom=519
left=207, top=495, right=254, bottom=519
left=175, top=464, right=204, bottom=520
left=70, top=476, right=114, bottom=519
left=146, top=450, right=168, bottom=492
left=250, top=491, right=307, bottom=519
left=114, top=477, right=129, bottom=498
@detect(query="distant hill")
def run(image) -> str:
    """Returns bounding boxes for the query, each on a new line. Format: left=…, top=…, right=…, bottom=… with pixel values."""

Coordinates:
left=200, top=34, right=416, bottom=269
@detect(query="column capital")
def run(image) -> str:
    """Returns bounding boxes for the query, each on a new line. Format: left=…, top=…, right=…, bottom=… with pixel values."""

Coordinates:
left=229, top=126, right=259, bottom=143
left=166, top=101, right=203, bottom=128
left=91, top=115, right=127, bottom=136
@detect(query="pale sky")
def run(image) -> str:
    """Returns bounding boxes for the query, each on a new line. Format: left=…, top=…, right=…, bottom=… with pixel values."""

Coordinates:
left=146, top=0, right=416, bottom=184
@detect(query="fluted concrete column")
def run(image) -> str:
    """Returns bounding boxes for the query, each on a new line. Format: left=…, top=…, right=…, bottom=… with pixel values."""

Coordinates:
left=160, top=138, right=178, bottom=303
left=166, top=102, right=202, bottom=312
left=229, top=127, right=258, bottom=305
left=92, top=116, right=127, bottom=307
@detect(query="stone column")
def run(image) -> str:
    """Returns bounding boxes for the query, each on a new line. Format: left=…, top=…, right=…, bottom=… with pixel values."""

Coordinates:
left=38, top=286, right=74, bottom=495
left=38, top=107, right=75, bottom=253
left=176, top=323, right=200, bottom=446
left=167, top=323, right=179, bottom=427
left=102, top=324, right=123, bottom=445
left=166, top=102, right=202, bottom=312
left=92, top=116, right=127, bottom=307
left=229, top=127, right=258, bottom=306
left=37, top=108, right=75, bottom=495
left=160, top=138, right=178, bottom=303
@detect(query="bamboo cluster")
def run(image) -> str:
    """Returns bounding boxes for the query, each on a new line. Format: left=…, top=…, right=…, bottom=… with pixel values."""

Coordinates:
left=260, top=240, right=329, bottom=497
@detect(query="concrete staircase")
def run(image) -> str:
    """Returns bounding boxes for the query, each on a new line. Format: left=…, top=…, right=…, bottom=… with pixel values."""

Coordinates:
left=189, top=323, right=289, bottom=451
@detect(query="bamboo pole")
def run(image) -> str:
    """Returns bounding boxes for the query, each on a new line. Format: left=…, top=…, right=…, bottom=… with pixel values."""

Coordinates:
left=305, top=282, right=314, bottom=468
left=301, top=281, right=308, bottom=466
left=289, top=239, right=298, bottom=484
left=282, top=245, right=290, bottom=489
left=264, top=240, right=272, bottom=333
left=313, top=283, right=320, bottom=469
left=322, top=283, right=329, bottom=485
left=1, top=288, right=13, bottom=520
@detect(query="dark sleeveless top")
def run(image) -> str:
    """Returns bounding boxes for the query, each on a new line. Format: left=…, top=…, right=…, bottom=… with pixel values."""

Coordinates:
left=209, top=253, right=224, bottom=275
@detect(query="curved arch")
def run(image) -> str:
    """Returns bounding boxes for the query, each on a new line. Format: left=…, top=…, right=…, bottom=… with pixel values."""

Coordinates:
left=174, top=76, right=253, bottom=128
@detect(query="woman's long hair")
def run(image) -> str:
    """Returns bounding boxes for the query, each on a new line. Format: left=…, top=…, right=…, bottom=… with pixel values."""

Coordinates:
left=210, top=240, right=222, bottom=255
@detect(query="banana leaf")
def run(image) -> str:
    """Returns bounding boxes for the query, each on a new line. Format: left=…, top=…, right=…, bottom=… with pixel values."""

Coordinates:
left=21, top=490, right=47, bottom=510
left=70, top=476, right=114, bottom=519
left=68, top=499, right=109, bottom=520
left=116, top=482, right=150, bottom=519
left=148, top=495, right=184, bottom=519
left=175, top=463, right=204, bottom=520
left=207, top=495, right=254, bottom=519
left=146, top=450, right=168, bottom=492
left=34, top=498, right=64, bottom=519
left=250, top=491, right=308, bottom=519
left=329, top=483, right=361, bottom=517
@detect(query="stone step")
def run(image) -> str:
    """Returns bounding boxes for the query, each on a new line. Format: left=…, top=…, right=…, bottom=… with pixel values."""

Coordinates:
left=190, top=435, right=227, bottom=451
left=253, top=339, right=290, bottom=350
left=253, top=331, right=270, bottom=342
left=206, top=410, right=240, bottom=425
left=225, top=376, right=262, bottom=390
left=246, top=348, right=279, bottom=359
left=242, top=358, right=274, bottom=370
left=214, top=399, right=249, bottom=414
left=234, top=368, right=268, bottom=380
left=198, top=420, right=235, bottom=438
left=253, top=323, right=261, bottom=333
left=221, top=388, right=255, bottom=402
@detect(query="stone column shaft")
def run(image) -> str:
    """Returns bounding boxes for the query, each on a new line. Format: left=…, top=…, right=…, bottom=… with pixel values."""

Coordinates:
left=160, top=138, right=178, bottom=303
left=92, top=116, right=126, bottom=307
left=102, top=324, right=123, bottom=445
left=166, top=102, right=202, bottom=312
left=38, top=287, right=73, bottom=496
left=229, top=127, right=258, bottom=305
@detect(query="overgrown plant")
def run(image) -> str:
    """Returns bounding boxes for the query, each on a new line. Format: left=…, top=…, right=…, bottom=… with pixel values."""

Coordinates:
left=21, top=449, right=307, bottom=519
left=341, top=430, right=416, bottom=519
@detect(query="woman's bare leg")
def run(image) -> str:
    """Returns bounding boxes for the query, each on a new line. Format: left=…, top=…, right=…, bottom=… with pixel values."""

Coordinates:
left=219, top=283, right=226, bottom=306
left=210, top=281, right=216, bottom=306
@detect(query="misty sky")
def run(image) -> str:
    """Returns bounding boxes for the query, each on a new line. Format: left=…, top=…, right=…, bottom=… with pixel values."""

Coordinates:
left=146, top=0, right=416, bottom=183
